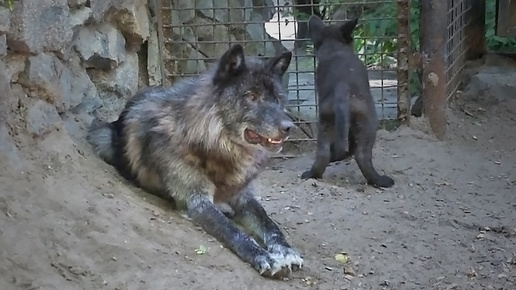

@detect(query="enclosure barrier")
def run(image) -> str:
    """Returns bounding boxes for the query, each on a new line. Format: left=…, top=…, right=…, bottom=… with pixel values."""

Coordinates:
left=156, top=0, right=482, bottom=154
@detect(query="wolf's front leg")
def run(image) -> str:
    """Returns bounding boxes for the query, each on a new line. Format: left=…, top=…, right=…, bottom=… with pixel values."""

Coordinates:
left=186, top=192, right=298, bottom=279
left=229, top=184, right=304, bottom=274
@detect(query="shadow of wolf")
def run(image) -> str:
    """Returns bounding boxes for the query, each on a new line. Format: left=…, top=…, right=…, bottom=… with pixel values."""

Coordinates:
left=87, top=44, right=303, bottom=279
left=301, top=15, right=395, bottom=188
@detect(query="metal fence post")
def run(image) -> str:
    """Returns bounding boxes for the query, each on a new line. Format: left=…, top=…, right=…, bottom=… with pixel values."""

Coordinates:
left=420, top=0, right=447, bottom=140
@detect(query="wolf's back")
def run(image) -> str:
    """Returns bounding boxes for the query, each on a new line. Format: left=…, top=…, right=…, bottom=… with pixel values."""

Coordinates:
left=86, top=118, right=117, bottom=166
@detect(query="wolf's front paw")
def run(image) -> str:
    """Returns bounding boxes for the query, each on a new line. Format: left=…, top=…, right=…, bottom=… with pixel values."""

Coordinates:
left=253, top=245, right=304, bottom=279
left=301, top=169, right=321, bottom=180
left=268, top=244, right=303, bottom=271
left=370, top=175, right=395, bottom=188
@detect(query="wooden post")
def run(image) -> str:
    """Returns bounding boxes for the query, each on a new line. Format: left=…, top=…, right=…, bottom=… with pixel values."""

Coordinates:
left=420, top=0, right=447, bottom=140
left=466, top=0, right=486, bottom=60
left=396, top=0, right=412, bottom=125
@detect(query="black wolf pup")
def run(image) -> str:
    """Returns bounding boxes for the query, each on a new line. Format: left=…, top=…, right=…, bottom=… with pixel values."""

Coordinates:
left=87, top=44, right=303, bottom=279
left=300, top=15, right=394, bottom=188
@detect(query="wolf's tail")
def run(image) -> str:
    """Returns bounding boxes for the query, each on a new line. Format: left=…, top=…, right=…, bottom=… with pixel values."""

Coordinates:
left=86, top=119, right=117, bottom=166
left=333, top=83, right=350, bottom=156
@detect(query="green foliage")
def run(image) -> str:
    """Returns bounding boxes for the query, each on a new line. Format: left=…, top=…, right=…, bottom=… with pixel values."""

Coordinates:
left=285, top=1, right=515, bottom=96
left=485, top=1, right=516, bottom=52
left=1, top=0, right=15, bottom=11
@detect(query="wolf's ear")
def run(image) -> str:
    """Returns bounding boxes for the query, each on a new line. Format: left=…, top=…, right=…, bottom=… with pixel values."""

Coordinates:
left=214, top=44, right=246, bottom=83
left=339, top=18, right=359, bottom=44
left=308, top=15, right=326, bottom=43
left=267, top=51, right=292, bottom=77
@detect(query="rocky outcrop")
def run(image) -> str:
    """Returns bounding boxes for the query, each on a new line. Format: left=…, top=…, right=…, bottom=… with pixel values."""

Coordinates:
left=0, top=0, right=285, bottom=148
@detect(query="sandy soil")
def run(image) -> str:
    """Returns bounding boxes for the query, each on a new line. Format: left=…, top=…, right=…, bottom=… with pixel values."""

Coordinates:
left=1, top=63, right=515, bottom=290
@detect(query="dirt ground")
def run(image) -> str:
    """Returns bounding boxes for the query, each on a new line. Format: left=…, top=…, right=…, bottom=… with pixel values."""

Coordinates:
left=1, top=60, right=515, bottom=290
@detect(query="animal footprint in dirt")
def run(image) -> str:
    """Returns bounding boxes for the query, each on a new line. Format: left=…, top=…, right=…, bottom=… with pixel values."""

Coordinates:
left=253, top=244, right=303, bottom=279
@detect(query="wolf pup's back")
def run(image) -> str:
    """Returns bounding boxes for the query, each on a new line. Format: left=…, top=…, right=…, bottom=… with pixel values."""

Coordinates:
left=301, top=15, right=394, bottom=188
left=87, top=44, right=303, bottom=279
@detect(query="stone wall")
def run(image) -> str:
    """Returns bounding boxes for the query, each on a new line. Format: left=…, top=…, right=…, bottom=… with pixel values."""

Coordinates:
left=0, top=0, right=284, bottom=167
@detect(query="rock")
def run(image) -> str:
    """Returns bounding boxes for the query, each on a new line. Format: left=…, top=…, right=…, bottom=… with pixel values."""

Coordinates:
left=147, top=0, right=157, bottom=17
left=196, top=0, right=251, bottom=24
left=108, top=0, right=150, bottom=51
left=68, top=0, right=88, bottom=8
left=0, top=125, right=24, bottom=170
left=87, top=0, right=116, bottom=23
left=463, top=67, right=516, bottom=106
left=0, top=6, right=9, bottom=33
left=74, top=23, right=127, bottom=70
left=240, top=12, right=278, bottom=56
left=167, top=0, right=286, bottom=70
left=173, top=1, right=195, bottom=24
left=252, top=0, right=276, bottom=22
left=69, top=6, right=92, bottom=29
left=68, top=55, right=102, bottom=114
left=18, top=53, right=76, bottom=113
left=0, top=34, right=6, bottom=56
left=3, top=54, right=28, bottom=82
left=89, top=51, right=139, bottom=100
left=26, top=100, right=62, bottom=137
left=191, top=16, right=238, bottom=59
left=7, top=0, right=73, bottom=55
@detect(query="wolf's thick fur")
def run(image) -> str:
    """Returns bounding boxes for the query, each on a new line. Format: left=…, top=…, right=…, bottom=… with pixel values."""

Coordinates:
left=301, top=15, right=394, bottom=188
left=87, top=44, right=303, bottom=278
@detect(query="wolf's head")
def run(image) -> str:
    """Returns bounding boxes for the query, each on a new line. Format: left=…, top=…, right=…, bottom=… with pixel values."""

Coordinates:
left=308, top=14, right=359, bottom=52
left=211, top=44, right=295, bottom=153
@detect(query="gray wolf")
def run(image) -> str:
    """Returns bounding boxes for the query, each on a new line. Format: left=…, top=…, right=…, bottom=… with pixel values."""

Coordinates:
left=300, top=15, right=395, bottom=188
left=87, top=44, right=304, bottom=278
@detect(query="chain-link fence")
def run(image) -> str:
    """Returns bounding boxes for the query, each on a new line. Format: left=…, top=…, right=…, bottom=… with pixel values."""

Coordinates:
left=446, top=0, right=472, bottom=100
left=156, top=0, right=411, bottom=156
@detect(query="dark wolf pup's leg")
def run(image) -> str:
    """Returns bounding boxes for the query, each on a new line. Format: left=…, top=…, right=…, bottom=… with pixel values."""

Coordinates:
left=184, top=189, right=301, bottom=279
left=301, top=119, right=332, bottom=179
left=352, top=123, right=395, bottom=188
left=229, top=184, right=303, bottom=274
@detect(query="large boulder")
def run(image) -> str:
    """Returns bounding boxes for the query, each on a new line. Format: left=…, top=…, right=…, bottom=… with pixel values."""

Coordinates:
left=68, top=54, right=102, bottom=114
left=69, top=6, right=93, bottom=29
left=88, top=51, right=139, bottom=100
left=74, top=23, right=127, bottom=70
left=107, top=0, right=150, bottom=52
left=0, top=6, right=9, bottom=33
left=6, top=0, right=73, bottom=55
left=17, top=53, right=77, bottom=113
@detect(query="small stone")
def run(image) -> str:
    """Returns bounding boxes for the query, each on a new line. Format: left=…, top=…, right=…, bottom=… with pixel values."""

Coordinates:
left=343, top=265, right=356, bottom=276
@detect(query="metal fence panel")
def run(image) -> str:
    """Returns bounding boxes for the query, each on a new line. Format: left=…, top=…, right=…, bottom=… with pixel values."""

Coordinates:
left=157, top=0, right=411, bottom=155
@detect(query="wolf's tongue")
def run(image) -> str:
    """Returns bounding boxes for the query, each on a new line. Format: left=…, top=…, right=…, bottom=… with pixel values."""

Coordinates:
left=246, top=130, right=260, bottom=139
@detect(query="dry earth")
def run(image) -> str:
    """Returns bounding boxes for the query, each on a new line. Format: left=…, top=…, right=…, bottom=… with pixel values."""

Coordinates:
left=0, top=58, right=515, bottom=290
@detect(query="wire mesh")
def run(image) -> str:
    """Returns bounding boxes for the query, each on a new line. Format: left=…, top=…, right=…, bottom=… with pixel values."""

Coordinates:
left=445, top=0, right=472, bottom=100
left=158, top=0, right=408, bottom=156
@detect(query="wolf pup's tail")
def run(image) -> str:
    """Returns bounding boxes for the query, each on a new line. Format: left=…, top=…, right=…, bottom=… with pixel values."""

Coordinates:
left=86, top=119, right=117, bottom=166
left=333, top=83, right=351, bottom=158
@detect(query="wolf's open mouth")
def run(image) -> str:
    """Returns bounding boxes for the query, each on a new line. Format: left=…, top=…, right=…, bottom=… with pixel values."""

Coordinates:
left=244, top=129, right=286, bottom=149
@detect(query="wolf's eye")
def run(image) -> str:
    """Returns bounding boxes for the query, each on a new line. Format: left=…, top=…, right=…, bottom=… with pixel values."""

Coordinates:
left=244, top=91, right=259, bottom=102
